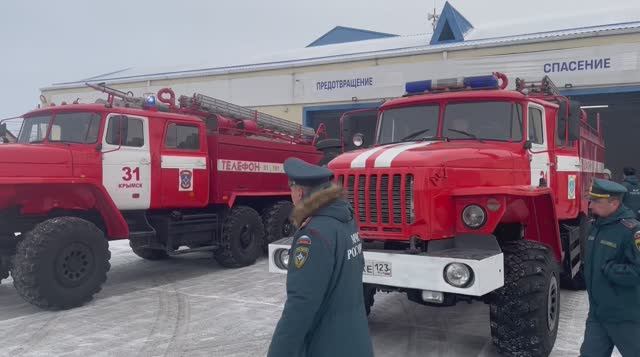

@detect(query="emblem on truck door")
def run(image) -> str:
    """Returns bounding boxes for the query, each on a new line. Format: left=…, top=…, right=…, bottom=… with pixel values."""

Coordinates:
left=179, top=169, right=193, bottom=191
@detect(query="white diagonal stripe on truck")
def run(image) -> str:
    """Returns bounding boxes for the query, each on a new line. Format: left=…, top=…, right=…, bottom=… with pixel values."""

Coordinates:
left=350, top=145, right=387, bottom=169
left=374, top=142, right=433, bottom=168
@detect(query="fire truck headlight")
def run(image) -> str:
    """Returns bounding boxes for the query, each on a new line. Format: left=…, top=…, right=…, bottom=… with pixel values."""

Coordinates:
left=274, top=248, right=290, bottom=270
left=462, top=204, right=486, bottom=229
left=353, top=133, right=364, bottom=147
left=444, top=263, right=474, bottom=288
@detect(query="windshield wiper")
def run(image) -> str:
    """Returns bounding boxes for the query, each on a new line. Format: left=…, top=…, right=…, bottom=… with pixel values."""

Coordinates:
left=400, top=128, right=431, bottom=141
left=447, top=129, right=484, bottom=142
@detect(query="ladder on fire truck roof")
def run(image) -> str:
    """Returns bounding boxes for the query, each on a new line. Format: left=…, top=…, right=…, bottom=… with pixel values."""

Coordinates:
left=179, top=93, right=315, bottom=138
left=515, top=75, right=561, bottom=96
left=86, top=82, right=316, bottom=140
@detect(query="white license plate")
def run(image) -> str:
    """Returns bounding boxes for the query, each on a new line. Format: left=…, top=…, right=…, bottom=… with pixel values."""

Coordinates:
left=363, top=260, right=392, bottom=277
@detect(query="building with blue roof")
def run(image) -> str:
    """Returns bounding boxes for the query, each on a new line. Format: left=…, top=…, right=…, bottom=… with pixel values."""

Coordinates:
left=41, top=2, right=640, bottom=174
left=307, top=26, right=398, bottom=47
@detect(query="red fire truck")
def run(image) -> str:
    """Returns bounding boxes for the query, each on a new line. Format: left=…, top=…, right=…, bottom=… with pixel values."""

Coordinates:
left=0, top=84, right=323, bottom=309
left=269, top=73, right=604, bottom=356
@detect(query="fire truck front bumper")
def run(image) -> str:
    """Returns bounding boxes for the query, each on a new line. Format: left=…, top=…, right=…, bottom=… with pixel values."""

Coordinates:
left=268, top=235, right=504, bottom=297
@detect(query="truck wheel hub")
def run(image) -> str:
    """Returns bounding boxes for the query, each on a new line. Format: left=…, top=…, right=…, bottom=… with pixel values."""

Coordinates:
left=57, top=243, right=93, bottom=284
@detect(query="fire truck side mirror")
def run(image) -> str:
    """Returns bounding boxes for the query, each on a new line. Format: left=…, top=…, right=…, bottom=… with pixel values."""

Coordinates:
left=558, top=100, right=581, bottom=142
left=0, top=123, right=6, bottom=138
left=567, top=101, right=581, bottom=141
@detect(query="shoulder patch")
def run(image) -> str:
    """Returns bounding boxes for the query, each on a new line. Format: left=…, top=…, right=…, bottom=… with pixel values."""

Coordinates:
left=293, top=246, right=309, bottom=269
left=621, top=218, right=640, bottom=230
left=634, top=232, right=640, bottom=252
left=297, top=235, right=312, bottom=246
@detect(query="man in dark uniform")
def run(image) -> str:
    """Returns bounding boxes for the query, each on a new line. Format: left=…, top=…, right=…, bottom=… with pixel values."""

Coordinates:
left=580, top=179, right=640, bottom=357
left=621, top=167, right=640, bottom=218
left=267, top=158, right=373, bottom=357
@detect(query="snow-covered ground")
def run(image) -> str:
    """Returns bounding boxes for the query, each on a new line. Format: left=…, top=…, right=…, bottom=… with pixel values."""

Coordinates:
left=0, top=240, right=618, bottom=357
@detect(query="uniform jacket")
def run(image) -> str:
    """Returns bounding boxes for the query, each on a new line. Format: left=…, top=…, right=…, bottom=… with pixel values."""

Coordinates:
left=585, top=206, right=640, bottom=322
left=267, top=185, right=374, bottom=357
left=622, top=176, right=640, bottom=217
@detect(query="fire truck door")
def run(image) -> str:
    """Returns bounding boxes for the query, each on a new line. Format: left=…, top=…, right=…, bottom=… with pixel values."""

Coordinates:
left=101, top=114, right=151, bottom=210
left=159, top=121, right=209, bottom=208
left=527, top=104, right=551, bottom=187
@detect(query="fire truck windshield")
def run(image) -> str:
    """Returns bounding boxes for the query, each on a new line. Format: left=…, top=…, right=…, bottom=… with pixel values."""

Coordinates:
left=18, top=112, right=101, bottom=144
left=378, top=105, right=439, bottom=144
left=443, top=101, right=523, bottom=142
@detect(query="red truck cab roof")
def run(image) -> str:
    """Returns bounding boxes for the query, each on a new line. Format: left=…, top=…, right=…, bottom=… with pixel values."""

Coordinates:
left=24, top=103, right=204, bottom=124
left=380, top=89, right=531, bottom=110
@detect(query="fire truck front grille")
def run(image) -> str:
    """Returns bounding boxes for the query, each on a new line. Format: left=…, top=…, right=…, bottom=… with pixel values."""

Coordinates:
left=405, top=175, right=414, bottom=224
left=339, top=173, right=414, bottom=226
left=369, top=175, right=378, bottom=223
left=357, top=175, right=366, bottom=222
left=380, top=175, right=389, bottom=224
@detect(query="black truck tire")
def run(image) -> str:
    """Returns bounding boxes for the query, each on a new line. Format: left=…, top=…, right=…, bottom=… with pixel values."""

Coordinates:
left=11, top=217, right=111, bottom=309
left=262, top=201, right=294, bottom=253
left=129, top=241, right=169, bottom=261
left=215, top=206, right=264, bottom=268
left=363, top=283, right=376, bottom=316
left=490, top=240, right=560, bottom=357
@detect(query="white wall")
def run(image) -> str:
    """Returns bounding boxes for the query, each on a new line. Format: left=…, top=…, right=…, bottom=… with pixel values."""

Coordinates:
left=43, top=40, right=640, bottom=118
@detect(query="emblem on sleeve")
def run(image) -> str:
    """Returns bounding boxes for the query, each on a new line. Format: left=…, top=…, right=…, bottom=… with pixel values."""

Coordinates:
left=294, top=246, right=309, bottom=269
left=635, top=231, right=640, bottom=252
left=297, top=235, right=312, bottom=246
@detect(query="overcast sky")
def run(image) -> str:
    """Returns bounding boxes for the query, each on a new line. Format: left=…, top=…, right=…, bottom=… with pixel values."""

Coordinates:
left=0, top=0, right=636, bottom=118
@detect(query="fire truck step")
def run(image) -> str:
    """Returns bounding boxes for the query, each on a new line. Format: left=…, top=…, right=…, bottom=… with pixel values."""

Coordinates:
left=129, top=231, right=163, bottom=250
left=167, top=245, right=219, bottom=256
left=123, top=211, right=157, bottom=236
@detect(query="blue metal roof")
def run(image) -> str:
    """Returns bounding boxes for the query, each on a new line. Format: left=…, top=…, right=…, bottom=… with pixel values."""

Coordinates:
left=43, top=5, right=640, bottom=90
left=430, top=1, right=474, bottom=45
left=307, top=26, right=397, bottom=47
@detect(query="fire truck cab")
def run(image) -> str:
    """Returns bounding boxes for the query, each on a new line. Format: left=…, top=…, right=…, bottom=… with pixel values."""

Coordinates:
left=269, top=73, right=604, bottom=357
left=0, top=84, right=321, bottom=309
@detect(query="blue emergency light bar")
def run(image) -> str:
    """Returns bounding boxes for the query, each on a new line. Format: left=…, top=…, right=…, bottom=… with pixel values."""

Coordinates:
left=463, top=75, right=500, bottom=89
left=405, top=74, right=501, bottom=94
left=405, top=80, right=432, bottom=94
left=145, top=95, right=156, bottom=106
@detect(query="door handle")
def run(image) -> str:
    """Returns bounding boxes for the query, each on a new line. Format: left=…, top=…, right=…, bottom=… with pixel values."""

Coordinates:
left=140, top=158, right=150, bottom=165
